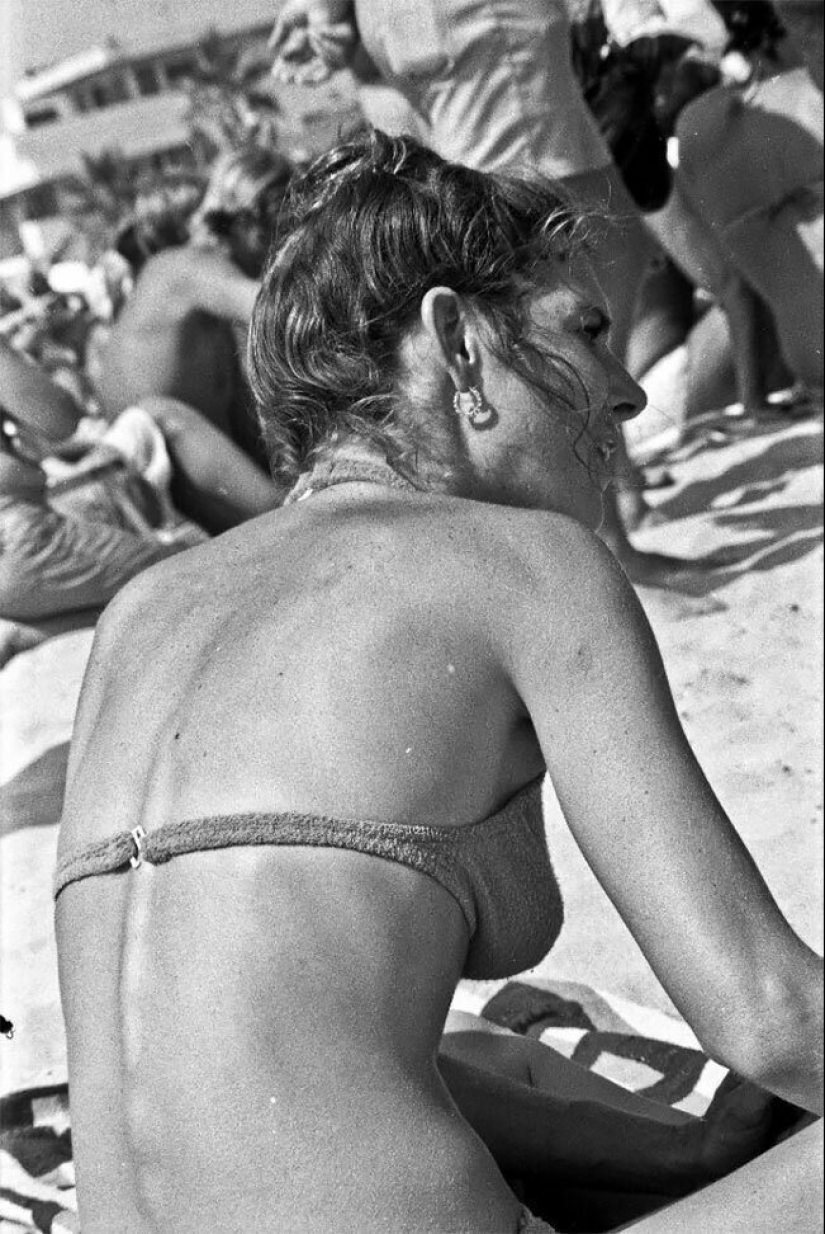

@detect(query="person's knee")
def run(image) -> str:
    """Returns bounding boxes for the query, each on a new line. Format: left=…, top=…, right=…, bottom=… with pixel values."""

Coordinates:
left=127, top=396, right=204, bottom=443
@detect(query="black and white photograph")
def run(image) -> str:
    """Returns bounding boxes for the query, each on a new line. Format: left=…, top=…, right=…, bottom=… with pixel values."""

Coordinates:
left=0, top=0, right=822, bottom=1230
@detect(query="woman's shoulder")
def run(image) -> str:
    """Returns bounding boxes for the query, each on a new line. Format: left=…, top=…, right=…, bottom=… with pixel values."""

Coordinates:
left=92, top=539, right=209, bottom=653
left=443, top=500, right=624, bottom=589
left=406, top=499, right=637, bottom=643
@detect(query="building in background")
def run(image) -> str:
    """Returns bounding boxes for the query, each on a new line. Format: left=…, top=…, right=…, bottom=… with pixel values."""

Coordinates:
left=0, top=1, right=360, bottom=267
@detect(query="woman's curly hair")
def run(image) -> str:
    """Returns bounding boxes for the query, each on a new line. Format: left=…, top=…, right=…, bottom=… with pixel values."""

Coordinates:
left=248, top=130, right=588, bottom=486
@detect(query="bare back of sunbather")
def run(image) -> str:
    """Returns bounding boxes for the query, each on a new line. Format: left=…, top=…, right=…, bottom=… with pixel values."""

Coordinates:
left=56, top=487, right=553, bottom=1233
left=95, top=247, right=261, bottom=450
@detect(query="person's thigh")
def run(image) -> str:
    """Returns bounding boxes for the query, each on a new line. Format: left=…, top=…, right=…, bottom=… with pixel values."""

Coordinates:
left=624, top=1118, right=824, bottom=1233
left=724, top=193, right=824, bottom=390
left=354, top=0, right=611, bottom=176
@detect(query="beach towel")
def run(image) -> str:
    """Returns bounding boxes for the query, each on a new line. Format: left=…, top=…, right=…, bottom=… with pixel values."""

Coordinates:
left=0, top=976, right=807, bottom=1234
left=452, top=977, right=722, bottom=1116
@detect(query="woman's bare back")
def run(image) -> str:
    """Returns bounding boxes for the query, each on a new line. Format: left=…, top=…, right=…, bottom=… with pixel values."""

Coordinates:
left=61, top=486, right=545, bottom=842
left=57, top=486, right=549, bottom=1232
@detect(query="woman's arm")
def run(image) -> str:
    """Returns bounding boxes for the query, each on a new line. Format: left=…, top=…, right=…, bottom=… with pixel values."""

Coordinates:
left=505, top=515, right=823, bottom=1114
left=140, top=248, right=261, bottom=326
left=137, top=396, right=285, bottom=526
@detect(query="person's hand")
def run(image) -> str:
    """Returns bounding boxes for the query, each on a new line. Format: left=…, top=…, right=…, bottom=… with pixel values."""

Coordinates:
left=269, top=0, right=358, bottom=85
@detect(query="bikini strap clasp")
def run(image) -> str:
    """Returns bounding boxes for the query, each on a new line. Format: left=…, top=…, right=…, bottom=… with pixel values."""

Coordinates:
left=129, top=825, right=147, bottom=869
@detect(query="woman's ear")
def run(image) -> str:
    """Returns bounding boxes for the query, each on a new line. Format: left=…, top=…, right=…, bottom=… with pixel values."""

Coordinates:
left=420, top=287, right=481, bottom=390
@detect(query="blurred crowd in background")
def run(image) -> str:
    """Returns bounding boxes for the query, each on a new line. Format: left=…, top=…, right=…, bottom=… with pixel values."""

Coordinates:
left=0, top=0, right=822, bottom=654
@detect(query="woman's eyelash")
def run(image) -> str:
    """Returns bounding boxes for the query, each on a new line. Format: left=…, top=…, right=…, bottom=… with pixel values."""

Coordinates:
left=580, top=310, right=610, bottom=343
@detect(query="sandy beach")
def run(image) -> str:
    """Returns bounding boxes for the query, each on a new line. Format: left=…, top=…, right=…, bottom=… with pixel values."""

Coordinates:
left=1, top=406, right=822, bottom=1098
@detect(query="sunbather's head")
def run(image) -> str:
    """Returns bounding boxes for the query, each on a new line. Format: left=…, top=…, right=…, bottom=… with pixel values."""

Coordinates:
left=115, top=180, right=205, bottom=275
left=248, top=130, right=641, bottom=522
left=189, top=145, right=296, bottom=278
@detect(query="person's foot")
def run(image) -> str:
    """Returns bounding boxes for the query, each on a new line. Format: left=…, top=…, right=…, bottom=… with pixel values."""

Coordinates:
left=768, top=384, right=823, bottom=420
left=680, top=413, right=757, bottom=449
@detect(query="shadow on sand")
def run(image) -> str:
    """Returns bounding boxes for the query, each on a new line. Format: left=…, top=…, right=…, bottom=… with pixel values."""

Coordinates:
left=640, top=417, right=823, bottom=603
left=0, top=743, right=70, bottom=839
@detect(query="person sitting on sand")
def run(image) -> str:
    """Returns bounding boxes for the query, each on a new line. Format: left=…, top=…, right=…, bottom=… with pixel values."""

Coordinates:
left=94, top=146, right=295, bottom=470
left=0, top=338, right=281, bottom=630
left=55, top=134, right=822, bottom=1234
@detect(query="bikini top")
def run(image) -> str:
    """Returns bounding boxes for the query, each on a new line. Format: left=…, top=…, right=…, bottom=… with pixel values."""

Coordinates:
left=53, top=776, right=562, bottom=980
left=53, top=457, right=564, bottom=980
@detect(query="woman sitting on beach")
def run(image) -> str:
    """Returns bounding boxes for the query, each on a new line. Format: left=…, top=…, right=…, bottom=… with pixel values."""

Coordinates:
left=55, top=133, right=822, bottom=1233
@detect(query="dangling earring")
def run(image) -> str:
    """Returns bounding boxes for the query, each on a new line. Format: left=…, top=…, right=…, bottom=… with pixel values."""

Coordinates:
left=453, top=386, right=495, bottom=429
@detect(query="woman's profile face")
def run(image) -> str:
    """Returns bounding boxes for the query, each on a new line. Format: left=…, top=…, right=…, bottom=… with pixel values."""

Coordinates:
left=477, top=261, right=646, bottom=530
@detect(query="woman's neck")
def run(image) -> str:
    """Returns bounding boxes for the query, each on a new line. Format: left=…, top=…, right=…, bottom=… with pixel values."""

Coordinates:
left=289, top=437, right=467, bottom=502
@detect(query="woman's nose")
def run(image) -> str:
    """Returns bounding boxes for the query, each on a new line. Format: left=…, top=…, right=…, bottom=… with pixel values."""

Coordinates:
left=609, top=360, right=647, bottom=422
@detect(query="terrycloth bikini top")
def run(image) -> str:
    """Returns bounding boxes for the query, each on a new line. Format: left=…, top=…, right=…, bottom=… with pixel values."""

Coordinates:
left=53, top=776, right=562, bottom=979
left=53, top=458, right=564, bottom=980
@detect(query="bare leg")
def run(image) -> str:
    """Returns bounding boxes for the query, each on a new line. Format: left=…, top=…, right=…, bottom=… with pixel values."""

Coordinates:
left=682, top=300, right=792, bottom=426
left=625, top=257, right=695, bottom=385
left=645, top=177, right=772, bottom=420
left=684, top=306, right=738, bottom=421
left=136, top=396, right=284, bottom=532
left=625, top=1117, right=823, bottom=1232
